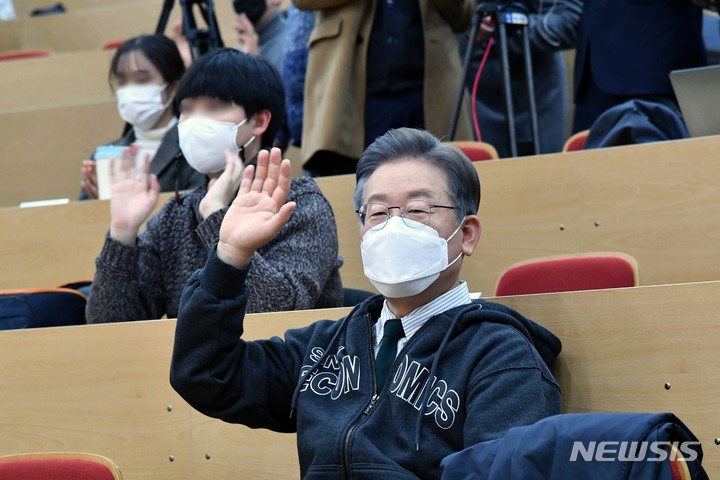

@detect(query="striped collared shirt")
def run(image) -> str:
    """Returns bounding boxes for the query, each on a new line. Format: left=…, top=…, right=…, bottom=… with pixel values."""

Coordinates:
left=373, top=282, right=475, bottom=358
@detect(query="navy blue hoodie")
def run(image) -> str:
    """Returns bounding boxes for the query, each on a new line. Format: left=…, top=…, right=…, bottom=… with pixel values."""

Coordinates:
left=170, top=249, right=561, bottom=479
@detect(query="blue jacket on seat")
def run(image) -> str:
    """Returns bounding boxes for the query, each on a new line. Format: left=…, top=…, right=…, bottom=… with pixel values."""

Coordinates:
left=441, top=412, right=709, bottom=480
left=584, top=98, right=689, bottom=149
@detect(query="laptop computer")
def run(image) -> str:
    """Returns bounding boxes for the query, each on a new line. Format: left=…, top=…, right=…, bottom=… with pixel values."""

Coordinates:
left=669, top=64, right=720, bottom=137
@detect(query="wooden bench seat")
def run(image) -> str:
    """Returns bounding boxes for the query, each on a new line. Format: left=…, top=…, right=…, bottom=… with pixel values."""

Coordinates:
left=1, top=136, right=720, bottom=294
left=1, top=282, right=718, bottom=478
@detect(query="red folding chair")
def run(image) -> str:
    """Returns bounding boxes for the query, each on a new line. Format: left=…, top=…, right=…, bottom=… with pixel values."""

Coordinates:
left=447, top=141, right=500, bottom=162
left=562, top=129, right=589, bottom=152
left=494, top=252, right=639, bottom=296
left=0, top=452, right=123, bottom=479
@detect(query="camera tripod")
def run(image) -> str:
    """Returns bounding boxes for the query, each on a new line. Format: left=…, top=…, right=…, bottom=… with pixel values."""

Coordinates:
left=155, top=0, right=224, bottom=62
left=448, top=1, right=540, bottom=157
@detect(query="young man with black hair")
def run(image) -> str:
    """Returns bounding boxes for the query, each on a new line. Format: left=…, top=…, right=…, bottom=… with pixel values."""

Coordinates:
left=87, top=48, right=343, bottom=324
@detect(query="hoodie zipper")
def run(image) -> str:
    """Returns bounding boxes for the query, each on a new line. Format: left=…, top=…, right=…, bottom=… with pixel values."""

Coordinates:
left=342, top=312, right=441, bottom=478
left=342, top=313, right=422, bottom=478
left=343, top=392, right=379, bottom=478
left=343, top=315, right=376, bottom=479
left=341, top=309, right=469, bottom=478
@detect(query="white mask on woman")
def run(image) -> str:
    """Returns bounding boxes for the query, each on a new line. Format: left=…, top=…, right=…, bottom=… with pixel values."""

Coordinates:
left=178, top=116, right=256, bottom=174
left=116, top=84, right=172, bottom=131
left=360, top=216, right=464, bottom=298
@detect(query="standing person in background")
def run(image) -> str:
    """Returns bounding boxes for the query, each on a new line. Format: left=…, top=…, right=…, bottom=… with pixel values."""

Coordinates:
left=232, top=0, right=292, bottom=150
left=233, top=0, right=287, bottom=72
left=293, top=0, right=476, bottom=176
left=86, top=49, right=343, bottom=324
left=572, top=0, right=707, bottom=133
left=462, top=0, right=582, bottom=157
left=280, top=4, right=315, bottom=149
left=79, top=35, right=203, bottom=200
left=170, top=0, right=286, bottom=71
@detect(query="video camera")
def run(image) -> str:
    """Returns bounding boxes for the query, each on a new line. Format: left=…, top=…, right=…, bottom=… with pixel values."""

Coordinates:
left=477, top=1, right=530, bottom=28
left=448, top=0, right=540, bottom=156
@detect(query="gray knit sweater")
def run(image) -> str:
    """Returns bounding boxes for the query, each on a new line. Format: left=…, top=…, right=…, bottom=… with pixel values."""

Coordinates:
left=86, top=177, right=344, bottom=323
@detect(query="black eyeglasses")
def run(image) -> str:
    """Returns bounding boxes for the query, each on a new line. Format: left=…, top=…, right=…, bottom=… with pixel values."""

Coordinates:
left=355, top=200, right=455, bottom=228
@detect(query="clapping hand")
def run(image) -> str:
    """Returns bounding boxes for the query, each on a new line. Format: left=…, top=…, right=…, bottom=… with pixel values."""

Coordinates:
left=217, top=147, right=296, bottom=268
left=109, top=144, right=160, bottom=246
left=199, top=150, right=246, bottom=220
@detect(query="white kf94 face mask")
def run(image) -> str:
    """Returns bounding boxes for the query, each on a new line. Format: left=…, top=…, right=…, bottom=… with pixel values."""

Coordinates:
left=178, top=116, right=255, bottom=174
left=116, top=83, right=172, bottom=131
left=360, top=216, right=464, bottom=298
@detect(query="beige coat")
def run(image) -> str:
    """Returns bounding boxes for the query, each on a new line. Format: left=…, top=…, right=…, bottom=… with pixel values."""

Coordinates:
left=293, top=0, right=475, bottom=168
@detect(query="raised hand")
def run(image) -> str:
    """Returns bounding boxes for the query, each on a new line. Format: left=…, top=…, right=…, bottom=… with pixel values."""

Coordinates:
left=199, top=150, right=245, bottom=220
left=217, top=147, right=296, bottom=268
left=235, top=13, right=260, bottom=56
left=170, top=19, right=192, bottom=68
left=476, top=15, right=496, bottom=44
left=109, top=144, right=161, bottom=246
left=81, top=159, right=99, bottom=199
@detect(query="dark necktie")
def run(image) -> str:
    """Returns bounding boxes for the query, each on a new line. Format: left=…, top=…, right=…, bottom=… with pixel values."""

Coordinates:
left=375, top=319, right=405, bottom=389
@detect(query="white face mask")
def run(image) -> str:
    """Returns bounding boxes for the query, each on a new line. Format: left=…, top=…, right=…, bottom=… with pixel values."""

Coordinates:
left=116, top=84, right=172, bottom=131
left=360, top=216, right=464, bottom=298
left=178, top=116, right=256, bottom=174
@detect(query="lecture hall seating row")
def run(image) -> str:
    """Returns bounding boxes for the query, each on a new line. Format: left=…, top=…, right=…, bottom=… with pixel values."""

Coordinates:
left=13, top=0, right=160, bottom=18
left=0, top=0, right=271, bottom=210
left=1, top=281, right=718, bottom=478
left=1, top=135, right=720, bottom=298
left=0, top=49, right=115, bottom=113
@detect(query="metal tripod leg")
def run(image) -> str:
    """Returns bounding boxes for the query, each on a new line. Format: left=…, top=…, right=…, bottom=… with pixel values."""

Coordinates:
left=156, top=0, right=175, bottom=36
left=154, top=0, right=223, bottom=62
left=448, top=6, right=484, bottom=141
left=447, top=3, right=541, bottom=156
left=521, top=23, right=541, bottom=155
left=497, top=20, right=518, bottom=157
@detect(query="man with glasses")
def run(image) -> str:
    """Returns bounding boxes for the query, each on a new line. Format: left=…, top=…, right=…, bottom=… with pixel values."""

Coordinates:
left=171, top=128, right=561, bottom=479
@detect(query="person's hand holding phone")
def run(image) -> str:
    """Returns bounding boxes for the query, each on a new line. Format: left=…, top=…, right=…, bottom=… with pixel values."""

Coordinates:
left=81, top=160, right=99, bottom=199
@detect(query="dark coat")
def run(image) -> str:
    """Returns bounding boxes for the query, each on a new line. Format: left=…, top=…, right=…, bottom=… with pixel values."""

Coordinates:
left=574, top=0, right=706, bottom=98
left=293, top=0, right=476, bottom=167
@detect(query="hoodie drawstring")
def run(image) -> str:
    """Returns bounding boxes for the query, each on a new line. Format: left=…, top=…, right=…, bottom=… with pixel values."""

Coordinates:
left=413, top=303, right=482, bottom=450
left=413, top=317, right=457, bottom=450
